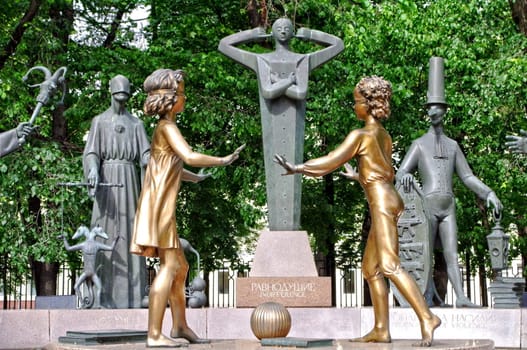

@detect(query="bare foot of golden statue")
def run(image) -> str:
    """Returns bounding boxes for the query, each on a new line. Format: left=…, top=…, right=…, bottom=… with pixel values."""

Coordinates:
left=170, top=327, right=210, bottom=344
left=349, top=328, right=391, bottom=343
left=413, top=314, right=441, bottom=347
left=147, top=333, right=187, bottom=348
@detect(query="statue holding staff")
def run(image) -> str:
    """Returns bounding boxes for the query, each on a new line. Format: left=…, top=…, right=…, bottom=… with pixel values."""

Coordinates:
left=0, top=123, right=35, bottom=157
left=21, top=65, right=67, bottom=138
left=219, top=17, right=343, bottom=230
left=0, top=65, right=66, bottom=157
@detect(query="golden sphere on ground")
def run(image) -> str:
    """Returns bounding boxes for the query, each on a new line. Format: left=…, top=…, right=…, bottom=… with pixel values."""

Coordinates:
left=250, top=302, right=291, bottom=339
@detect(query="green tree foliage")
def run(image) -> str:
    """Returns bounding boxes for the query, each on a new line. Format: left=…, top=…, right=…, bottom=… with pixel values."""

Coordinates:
left=0, top=0, right=526, bottom=296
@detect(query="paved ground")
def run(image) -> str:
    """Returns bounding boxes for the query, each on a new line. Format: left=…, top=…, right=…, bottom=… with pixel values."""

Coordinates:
left=36, top=339, right=501, bottom=350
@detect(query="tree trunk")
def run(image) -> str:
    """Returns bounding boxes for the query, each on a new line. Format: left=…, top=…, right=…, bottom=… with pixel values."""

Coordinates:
left=202, top=269, right=208, bottom=307
left=510, top=0, right=527, bottom=36
left=52, top=102, right=67, bottom=142
left=321, top=174, right=336, bottom=306
left=246, top=0, right=268, bottom=29
left=32, top=261, right=59, bottom=296
left=2, top=253, right=7, bottom=309
left=28, top=196, right=60, bottom=296
left=48, top=1, right=73, bottom=144
left=361, top=208, right=372, bottom=306
left=103, top=9, right=125, bottom=48
left=521, top=226, right=527, bottom=292
left=433, top=249, right=448, bottom=304
left=478, top=263, right=488, bottom=307
left=465, top=250, right=472, bottom=299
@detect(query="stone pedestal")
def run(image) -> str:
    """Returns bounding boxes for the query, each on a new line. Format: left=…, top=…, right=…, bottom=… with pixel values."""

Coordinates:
left=250, top=231, right=317, bottom=277
left=58, top=330, right=147, bottom=345
left=488, top=276, right=525, bottom=308
left=35, top=295, right=77, bottom=309
left=236, top=230, right=331, bottom=307
left=0, top=308, right=522, bottom=348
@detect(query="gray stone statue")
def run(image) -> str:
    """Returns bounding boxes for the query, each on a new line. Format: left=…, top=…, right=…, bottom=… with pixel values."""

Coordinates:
left=60, top=225, right=120, bottom=308
left=218, top=17, right=343, bottom=230
left=21, top=65, right=67, bottom=138
left=0, top=123, right=36, bottom=157
left=396, top=57, right=503, bottom=308
left=83, top=74, right=151, bottom=308
left=1, top=65, right=66, bottom=157
left=506, top=130, right=527, bottom=153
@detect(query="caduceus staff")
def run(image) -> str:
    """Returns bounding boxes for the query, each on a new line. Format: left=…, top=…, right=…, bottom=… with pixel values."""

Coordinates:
left=21, top=65, right=67, bottom=142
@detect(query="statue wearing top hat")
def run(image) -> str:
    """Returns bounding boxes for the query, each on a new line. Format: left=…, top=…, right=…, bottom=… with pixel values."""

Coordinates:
left=396, top=57, right=502, bottom=307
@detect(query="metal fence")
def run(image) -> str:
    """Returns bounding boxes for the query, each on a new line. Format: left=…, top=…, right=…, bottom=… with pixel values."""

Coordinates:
left=1, top=259, right=523, bottom=309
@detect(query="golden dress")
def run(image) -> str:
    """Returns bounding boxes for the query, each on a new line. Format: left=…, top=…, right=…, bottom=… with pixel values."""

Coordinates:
left=131, top=119, right=196, bottom=257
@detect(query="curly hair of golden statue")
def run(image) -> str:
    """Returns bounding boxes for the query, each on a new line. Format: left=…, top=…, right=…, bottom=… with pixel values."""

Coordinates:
left=356, top=76, right=392, bottom=120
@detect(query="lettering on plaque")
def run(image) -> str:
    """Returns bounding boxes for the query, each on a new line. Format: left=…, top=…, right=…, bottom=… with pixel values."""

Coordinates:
left=399, top=242, right=424, bottom=260
left=391, top=182, right=431, bottom=306
left=250, top=282, right=315, bottom=298
left=390, top=312, right=499, bottom=331
left=399, top=243, right=425, bottom=282
left=391, top=312, right=419, bottom=328
left=444, top=313, right=498, bottom=329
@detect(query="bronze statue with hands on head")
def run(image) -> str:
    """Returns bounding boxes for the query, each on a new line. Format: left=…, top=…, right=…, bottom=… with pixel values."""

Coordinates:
left=274, top=76, right=441, bottom=347
left=130, top=68, right=244, bottom=348
left=218, top=17, right=343, bottom=104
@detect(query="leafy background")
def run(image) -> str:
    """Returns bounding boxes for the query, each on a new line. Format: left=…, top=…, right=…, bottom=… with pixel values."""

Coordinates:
left=0, top=0, right=526, bottom=300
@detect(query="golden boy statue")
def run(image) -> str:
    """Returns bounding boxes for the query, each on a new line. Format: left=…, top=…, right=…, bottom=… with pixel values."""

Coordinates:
left=275, top=76, right=441, bottom=346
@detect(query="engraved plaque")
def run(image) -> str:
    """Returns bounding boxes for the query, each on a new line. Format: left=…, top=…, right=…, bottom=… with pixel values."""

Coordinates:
left=391, top=182, right=431, bottom=307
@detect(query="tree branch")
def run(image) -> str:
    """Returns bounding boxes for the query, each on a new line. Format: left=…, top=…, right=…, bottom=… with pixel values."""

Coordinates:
left=0, top=0, right=42, bottom=70
left=246, top=0, right=268, bottom=29
left=103, top=8, right=125, bottom=48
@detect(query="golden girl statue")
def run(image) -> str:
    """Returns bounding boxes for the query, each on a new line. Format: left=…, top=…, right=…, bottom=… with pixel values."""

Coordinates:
left=275, top=76, right=441, bottom=346
left=131, top=69, right=244, bottom=347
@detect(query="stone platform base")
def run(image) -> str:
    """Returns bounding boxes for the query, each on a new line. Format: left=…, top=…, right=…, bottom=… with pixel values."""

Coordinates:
left=58, top=329, right=147, bottom=345
left=47, top=338, right=495, bottom=350
left=0, top=308, right=523, bottom=349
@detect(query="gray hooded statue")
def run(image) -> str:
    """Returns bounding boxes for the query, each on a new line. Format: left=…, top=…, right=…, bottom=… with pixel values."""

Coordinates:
left=83, top=74, right=151, bottom=308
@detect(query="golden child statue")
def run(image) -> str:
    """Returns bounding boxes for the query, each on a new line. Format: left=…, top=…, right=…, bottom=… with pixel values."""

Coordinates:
left=274, top=76, right=441, bottom=346
left=131, top=69, right=244, bottom=347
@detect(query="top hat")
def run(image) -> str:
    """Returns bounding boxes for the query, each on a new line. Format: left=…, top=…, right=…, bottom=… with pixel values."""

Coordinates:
left=426, top=56, right=447, bottom=106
